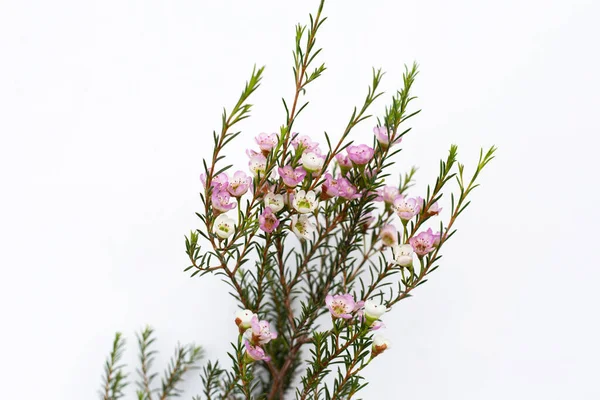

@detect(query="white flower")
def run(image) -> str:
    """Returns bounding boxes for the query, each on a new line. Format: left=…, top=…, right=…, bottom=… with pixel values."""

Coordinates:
left=264, top=192, right=284, bottom=213
left=292, top=190, right=318, bottom=214
left=235, top=309, right=256, bottom=330
left=380, top=225, right=398, bottom=247
left=213, top=214, right=236, bottom=239
left=290, top=214, right=316, bottom=240
left=249, top=154, right=267, bottom=177
left=372, top=334, right=391, bottom=355
left=392, top=244, right=414, bottom=267
left=301, top=151, right=324, bottom=172
left=364, top=299, right=388, bottom=322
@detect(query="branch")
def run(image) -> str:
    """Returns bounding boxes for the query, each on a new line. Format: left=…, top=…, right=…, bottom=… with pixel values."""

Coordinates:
left=158, top=344, right=204, bottom=400
left=136, top=326, right=157, bottom=400
left=100, top=332, right=128, bottom=400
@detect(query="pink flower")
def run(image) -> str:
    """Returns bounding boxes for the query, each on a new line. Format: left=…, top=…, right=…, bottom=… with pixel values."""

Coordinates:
left=259, top=207, right=280, bottom=233
left=227, top=171, right=252, bottom=197
left=211, top=190, right=237, bottom=213
left=292, top=134, right=319, bottom=153
left=409, top=228, right=440, bottom=256
left=321, top=174, right=361, bottom=201
left=200, top=172, right=229, bottom=191
left=379, top=224, right=397, bottom=247
left=244, top=341, right=270, bottom=362
left=374, top=125, right=402, bottom=148
left=245, top=315, right=278, bottom=345
left=255, top=132, right=278, bottom=152
left=321, top=173, right=340, bottom=199
left=346, top=144, right=374, bottom=165
left=376, top=185, right=400, bottom=205
left=335, top=153, right=353, bottom=173
left=325, top=293, right=358, bottom=319
left=427, top=201, right=443, bottom=216
left=278, top=165, right=307, bottom=187
left=394, top=195, right=422, bottom=222
left=337, top=177, right=361, bottom=200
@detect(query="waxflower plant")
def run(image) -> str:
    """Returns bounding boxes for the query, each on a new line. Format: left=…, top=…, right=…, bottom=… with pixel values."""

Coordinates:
left=98, top=1, right=495, bottom=399
left=181, top=1, right=496, bottom=398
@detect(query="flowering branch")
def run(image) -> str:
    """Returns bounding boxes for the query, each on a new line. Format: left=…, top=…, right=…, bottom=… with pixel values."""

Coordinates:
left=93, top=0, right=498, bottom=398
left=387, top=146, right=497, bottom=307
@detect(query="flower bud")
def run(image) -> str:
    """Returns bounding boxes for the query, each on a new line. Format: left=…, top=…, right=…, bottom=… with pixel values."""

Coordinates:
left=371, top=334, right=391, bottom=357
left=243, top=341, right=271, bottom=362
left=393, top=244, right=414, bottom=267
left=235, top=309, right=256, bottom=333
left=301, top=151, right=325, bottom=172
left=374, top=125, right=402, bottom=148
left=335, top=153, right=352, bottom=174
left=363, top=300, right=388, bottom=325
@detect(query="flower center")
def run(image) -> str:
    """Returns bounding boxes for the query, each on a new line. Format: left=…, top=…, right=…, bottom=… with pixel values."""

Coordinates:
left=294, top=220, right=306, bottom=233
left=414, top=239, right=429, bottom=251
left=265, top=216, right=276, bottom=230
left=219, top=224, right=230, bottom=233
left=298, top=199, right=311, bottom=209
left=332, top=300, right=348, bottom=315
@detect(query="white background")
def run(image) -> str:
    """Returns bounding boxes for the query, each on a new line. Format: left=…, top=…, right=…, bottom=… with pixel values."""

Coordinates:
left=1, top=0, right=599, bottom=399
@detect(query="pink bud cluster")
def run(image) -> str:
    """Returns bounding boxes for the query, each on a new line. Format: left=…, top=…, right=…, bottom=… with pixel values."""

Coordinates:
left=205, top=128, right=442, bottom=254
left=325, top=294, right=391, bottom=356
left=291, top=134, right=325, bottom=174
left=244, top=132, right=320, bottom=237
left=235, top=309, right=277, bottom=363
left=321, top=173, right=361, bottom=201
left=372, top=181, right=444, bottom=258
left=325, top=294, right=387, bottom=331
left=201, top=171, right=252, bottom=214
left=201, top=172, right=251, bottom=197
